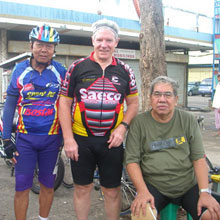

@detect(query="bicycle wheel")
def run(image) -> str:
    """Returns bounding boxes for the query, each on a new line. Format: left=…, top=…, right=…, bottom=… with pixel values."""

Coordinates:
left=31, top=157, right=65, bottom=194
left=61, top=149, right=74, bottom=188
left=120, top=170, right=136, bottom=216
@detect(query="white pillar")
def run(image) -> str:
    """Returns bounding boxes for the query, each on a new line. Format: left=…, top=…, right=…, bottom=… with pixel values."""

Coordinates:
left=0, top=29, right=8, bottom=102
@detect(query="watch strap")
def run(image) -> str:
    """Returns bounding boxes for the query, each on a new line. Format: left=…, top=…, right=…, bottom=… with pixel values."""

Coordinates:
left=199, top=188, right=211, bottom=194
left=121, top=121, right=129, bottom=130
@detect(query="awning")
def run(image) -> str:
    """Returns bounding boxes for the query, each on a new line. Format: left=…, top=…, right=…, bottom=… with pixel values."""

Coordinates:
left=0, top=52, right=31, bottom=70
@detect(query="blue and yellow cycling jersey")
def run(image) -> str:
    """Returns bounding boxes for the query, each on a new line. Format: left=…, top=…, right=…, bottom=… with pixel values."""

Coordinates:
left=7, top=58, right=66, bottom=135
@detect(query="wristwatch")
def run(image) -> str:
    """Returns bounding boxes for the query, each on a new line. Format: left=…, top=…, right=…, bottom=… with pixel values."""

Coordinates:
left=199, top=188, right=211, bottom=194
left=120, top=121, right=129, bottom=130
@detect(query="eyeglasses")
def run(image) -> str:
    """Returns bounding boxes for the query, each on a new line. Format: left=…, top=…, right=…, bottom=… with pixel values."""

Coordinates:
left=152, top=91, right=175, bottom=99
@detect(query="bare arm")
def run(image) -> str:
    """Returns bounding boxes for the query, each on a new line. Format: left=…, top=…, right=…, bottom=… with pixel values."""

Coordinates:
left=126, top=163, right=155, bottom=216
left=193, top=158, right=209, bottom=190
left=193, top=158, right=220, bottom=218
left=108, top=95, right=139, bottom=148
left=59, top=96, right=79, bottom=161
left=122, top=95, right=139, bottom=124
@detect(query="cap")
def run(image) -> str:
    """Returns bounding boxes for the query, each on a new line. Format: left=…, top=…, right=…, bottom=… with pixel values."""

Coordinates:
left=92, top=18, right=119, bottom=38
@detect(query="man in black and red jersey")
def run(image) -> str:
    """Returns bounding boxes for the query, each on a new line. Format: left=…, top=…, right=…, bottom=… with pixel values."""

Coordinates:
left=59, top=18, right=139, bottom=219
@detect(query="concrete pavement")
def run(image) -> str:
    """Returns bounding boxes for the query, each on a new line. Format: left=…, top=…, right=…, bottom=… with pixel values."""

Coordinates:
left=0, top=95, right=219, bottom=220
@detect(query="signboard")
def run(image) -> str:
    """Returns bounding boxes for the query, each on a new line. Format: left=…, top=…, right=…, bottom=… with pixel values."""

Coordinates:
left=113, top=49, right=136, bottom=59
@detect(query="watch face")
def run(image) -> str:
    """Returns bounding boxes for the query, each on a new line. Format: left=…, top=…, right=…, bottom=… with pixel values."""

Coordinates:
left=200, top=188, right=211, bottom=194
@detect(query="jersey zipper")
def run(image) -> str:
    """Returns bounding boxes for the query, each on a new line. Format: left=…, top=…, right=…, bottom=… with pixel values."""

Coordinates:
left=99, top=70, right=105, bottom=126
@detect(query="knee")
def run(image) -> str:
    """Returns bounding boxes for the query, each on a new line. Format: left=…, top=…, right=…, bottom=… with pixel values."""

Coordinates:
left=15, top=174, right=33, bottom=191
left=102, top=186, right=120, bottom=201
left=39, top=183, right=54, bottom=195
left=201, top=210, right=212, bottom=220
left=38, top=173, right=56, bottom=188
left=74, top=184, right=93, bottom=197
left=15, top=189, right=30, bottom=199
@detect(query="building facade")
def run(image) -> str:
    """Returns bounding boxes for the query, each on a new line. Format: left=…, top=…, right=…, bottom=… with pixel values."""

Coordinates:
left=0, top=0, right=213, bottom=107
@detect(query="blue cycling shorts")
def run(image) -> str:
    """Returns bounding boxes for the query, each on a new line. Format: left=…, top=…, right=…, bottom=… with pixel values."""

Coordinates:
left=15, top=133, right=62, bottom=191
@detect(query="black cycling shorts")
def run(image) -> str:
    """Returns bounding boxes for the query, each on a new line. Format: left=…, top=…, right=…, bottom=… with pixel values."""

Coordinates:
left=147, top=183, right=207, bottom=220
left=71, top=134, right=124, bottom=188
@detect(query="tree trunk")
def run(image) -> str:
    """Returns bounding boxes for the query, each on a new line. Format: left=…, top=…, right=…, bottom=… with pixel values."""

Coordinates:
left=139, top=0, right=166, bottom=111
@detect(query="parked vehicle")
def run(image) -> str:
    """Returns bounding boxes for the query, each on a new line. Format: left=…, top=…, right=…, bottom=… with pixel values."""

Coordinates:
left=198, top=78, right=212, bottom=97
left=187, top=81, right=200, bottom=96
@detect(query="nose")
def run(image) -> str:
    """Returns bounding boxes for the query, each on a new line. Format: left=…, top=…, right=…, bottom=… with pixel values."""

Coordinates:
left=41, top=45, right=49, bottom=51
left=100, top=40, right=107, bottom=47
left=158, top=94, right=167, bottom=102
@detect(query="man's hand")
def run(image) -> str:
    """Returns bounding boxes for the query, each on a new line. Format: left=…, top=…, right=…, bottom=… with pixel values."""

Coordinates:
left=131, top=190, right=155, bottom=217
left=3, top=140, right=18, bottom=161
left=64, top=138, right=79, bottom=161
left=197, top=192, right=220, bottom=219
left=107, top=124, right=127, bottom=148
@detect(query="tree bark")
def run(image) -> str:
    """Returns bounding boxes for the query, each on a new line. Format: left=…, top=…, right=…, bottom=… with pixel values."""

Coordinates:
left=139, top=0, right=166, bottom=111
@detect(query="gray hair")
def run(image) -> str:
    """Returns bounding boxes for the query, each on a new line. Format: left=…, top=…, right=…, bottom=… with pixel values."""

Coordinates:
left=150, top=76, right=179, bottom=96
left=91, top=18, right=119, bottom=39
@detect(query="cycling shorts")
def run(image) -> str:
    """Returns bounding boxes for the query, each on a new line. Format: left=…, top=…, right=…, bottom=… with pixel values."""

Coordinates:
left=71, top=134, right=124, bottom=188
left=146, top=183, right=207, bottom=220
left=15, top=133, right=62, bottom=191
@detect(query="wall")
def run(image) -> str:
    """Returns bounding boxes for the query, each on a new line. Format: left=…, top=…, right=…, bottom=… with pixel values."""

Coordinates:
left=188, top=67, right=212, bottom=82
left=167, top=62, right=187, bottom=106
left=2, top=40, right=189, bottom=107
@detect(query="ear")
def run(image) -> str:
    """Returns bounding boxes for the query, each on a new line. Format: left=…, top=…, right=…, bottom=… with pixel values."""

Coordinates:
left=115, top=38, right=120, bottom=47
left=91, top=36, right=95, bottom=46
left=30, top=41, right=33, bottom=50
left=149, top=95, right=152, bottom=105
left=175, top=95, right=179, bottom=106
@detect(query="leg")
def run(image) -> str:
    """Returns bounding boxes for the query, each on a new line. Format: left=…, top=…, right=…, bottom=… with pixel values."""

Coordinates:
left=182, top=184, right=207, bottom=220
left=146, top=183, right=170, bottom=212
left=37, top=135, right=62, bottom=217
left=102, top=186, right=121, bottom=220
left=70, top=135, right=98, bottom=220
left=97, top=141, right=123, bottom=219
left=14, top=189, right=30, bottom=220
left=73, top=183, right=93, bottom=220
left=14, top=133, right=38, bottom=220
left=200, top=211, right=212, bottom=220
left=39, top=183, right=54, bottom=218
left=214, top=108, right=220, bottom=136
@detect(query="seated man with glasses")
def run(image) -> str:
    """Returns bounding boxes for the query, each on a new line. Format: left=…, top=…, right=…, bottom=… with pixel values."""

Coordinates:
left=124, top=76, right=220, bottom=220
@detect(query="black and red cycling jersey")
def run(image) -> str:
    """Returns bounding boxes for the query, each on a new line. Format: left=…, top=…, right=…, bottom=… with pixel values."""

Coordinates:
left=61, top=52, right=138, bottom=137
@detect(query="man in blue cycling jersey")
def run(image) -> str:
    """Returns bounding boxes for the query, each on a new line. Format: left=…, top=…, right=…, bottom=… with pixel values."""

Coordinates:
left=2, top=25, right=66, bottom=220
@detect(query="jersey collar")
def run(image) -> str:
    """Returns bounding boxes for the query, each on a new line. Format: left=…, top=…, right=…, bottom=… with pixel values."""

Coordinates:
left=89, top=51, right=117, bottom=66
